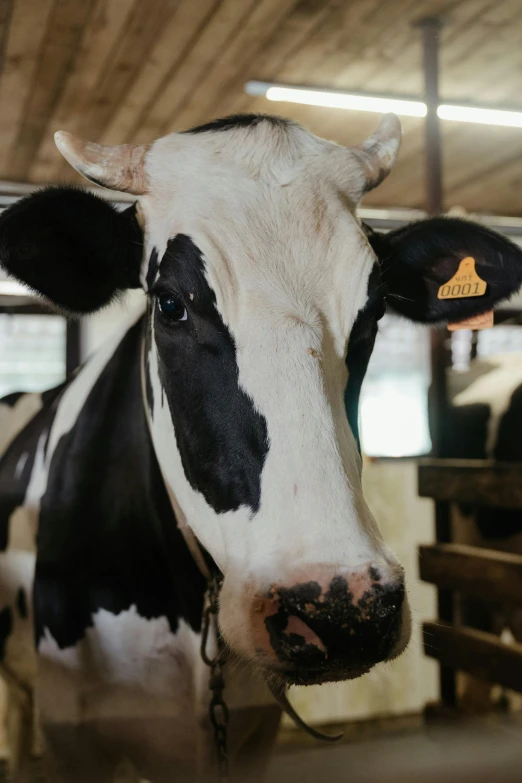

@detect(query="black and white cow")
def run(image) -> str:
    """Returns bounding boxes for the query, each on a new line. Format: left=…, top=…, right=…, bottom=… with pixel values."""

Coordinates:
left=438, top=351, right=522, bottom=710
left=1, top=113, right=522, bottom=782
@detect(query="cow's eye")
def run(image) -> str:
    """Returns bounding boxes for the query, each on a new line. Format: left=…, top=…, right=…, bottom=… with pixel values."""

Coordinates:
left=157, top=293, right=187, bottom=323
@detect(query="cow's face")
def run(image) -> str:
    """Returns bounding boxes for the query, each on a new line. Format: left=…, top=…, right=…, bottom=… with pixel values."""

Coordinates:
left=132, top=116, right=407, bottom=683
left=4, top=114, right=522, bottom=686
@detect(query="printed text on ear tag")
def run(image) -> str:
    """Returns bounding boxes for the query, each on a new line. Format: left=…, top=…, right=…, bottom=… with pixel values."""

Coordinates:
left=437, top=256, right=487, bottom=300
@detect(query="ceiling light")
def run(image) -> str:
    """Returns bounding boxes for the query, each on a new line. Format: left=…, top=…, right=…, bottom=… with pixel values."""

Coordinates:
left=263, top=86, right=427, bottom=118
left=246, top=81, right=522, bottom=129
left=437, top=103, right=522, bottom=128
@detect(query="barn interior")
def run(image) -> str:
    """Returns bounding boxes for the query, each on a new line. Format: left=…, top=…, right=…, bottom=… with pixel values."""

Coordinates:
left=1, top=0, right=522, bottom=781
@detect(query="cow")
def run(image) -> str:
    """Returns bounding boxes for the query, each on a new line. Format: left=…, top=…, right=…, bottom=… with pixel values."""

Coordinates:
left=1, top=112, right=522, bottom=782
left=438, top=351, right=522, bottom=711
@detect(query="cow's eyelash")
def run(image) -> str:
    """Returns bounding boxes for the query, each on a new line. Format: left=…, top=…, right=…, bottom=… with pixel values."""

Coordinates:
left=149, top=284, right=184, bottom=300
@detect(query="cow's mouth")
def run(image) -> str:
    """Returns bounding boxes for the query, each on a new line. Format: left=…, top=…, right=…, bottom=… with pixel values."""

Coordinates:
left=276, top=664, right=372, bottom=686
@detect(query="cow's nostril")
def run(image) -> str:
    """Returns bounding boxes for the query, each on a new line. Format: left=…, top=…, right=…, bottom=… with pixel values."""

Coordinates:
left=284, top=615, right=327, bottom=654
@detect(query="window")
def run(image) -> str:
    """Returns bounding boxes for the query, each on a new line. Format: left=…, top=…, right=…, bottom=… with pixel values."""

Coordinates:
left=360, top=314, right=432, bottom=458
left=0, top=314, right=66, bottom=397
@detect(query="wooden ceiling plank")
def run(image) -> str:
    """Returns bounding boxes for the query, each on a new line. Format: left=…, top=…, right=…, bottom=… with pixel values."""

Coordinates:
left=29, top=0, right=137, bottom=183
left=53, top=0, right=179, bottom=180
left=362, top=0, right=498, bottom=98
left=440, top=0, right=522, bottom=103
left=222, top=0, right=348, bottom=117
left=4, top=0, right=97, bottom=181
left=365, top=0, right=501, bottom=102
left=446, top=136, right=522, bottom=209
left=320, top=0, right=436, bottom=93
left=272, top=0, right=392, bottom=87
left=132, top=0, right=260, bottom=144
left=172, top=0, right=311, bottom=132
left=217, top=0, right=400, bottom=137
left=0, top=0, right=14, bottom=73
left=99, top=0, right=219, bottom=146
left=0, top=0, right=56, bottom=174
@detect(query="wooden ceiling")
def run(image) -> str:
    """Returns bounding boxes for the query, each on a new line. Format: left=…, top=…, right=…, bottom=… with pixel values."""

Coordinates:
left=0, top=0, right=522, bottom=214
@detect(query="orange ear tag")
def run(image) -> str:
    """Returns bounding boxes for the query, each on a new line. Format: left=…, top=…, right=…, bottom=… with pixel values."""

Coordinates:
left=437, top=256, right=487, bottom=300
left=448, top=310, right=494, bottom=331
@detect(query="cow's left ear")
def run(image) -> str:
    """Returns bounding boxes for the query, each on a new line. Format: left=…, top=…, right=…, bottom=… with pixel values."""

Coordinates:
left=0, top=186, right=143, bottom=314
left=367, top=217, right=522, bottom=323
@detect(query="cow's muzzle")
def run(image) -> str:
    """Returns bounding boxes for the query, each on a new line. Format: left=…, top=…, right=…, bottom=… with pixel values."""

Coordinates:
left=247, top=564, right=407, bottom=684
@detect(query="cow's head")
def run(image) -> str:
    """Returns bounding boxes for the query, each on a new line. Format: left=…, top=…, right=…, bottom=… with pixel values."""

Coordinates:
left=3, top=114, right=522, bottom=685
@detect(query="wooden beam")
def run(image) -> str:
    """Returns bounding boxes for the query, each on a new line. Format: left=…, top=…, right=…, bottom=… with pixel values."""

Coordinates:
left=419, top=544, right=522, bottom=605
left=423, top=622, right=522, bottom=693
left=418, top=459, right=522, bottom=508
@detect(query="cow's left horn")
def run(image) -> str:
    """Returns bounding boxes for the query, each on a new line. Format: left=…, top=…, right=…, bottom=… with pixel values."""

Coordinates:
left=355, top=113, right=402, bottom=193
left=54, top=131, right=149, bottom=195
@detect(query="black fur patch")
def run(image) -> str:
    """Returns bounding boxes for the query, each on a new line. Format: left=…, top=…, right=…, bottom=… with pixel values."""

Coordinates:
left=16, top=587, right=28, bottom=619
left=0, top=188, right=143, bottom=313
left=146, top=248, right=159, bottom=291
left=344, top=263, right=384, bottom=449
left=265, top=574, right=404, bottom=674
left=0, top=390, right=24, bottom=407
left=185, top=114, right=291, bottom=135
left=0, top=607, right=12, bottom=660
left=0, top=388, right=62, bottom=551
left=150, top=234, right=269, bottom=515
left=368, top=218, right=522, bottom=324
left=34, top=318, right=205, bottom=650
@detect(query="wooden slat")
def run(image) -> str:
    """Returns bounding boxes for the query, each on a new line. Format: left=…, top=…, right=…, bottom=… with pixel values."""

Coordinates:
left=132, top=0, right=259, bottom=144
left=222, top=0, right=345, bottom=117
left=418, top=459, right=522, bottom=508
left=99, top=0, right=218, bottom=145
left=29, top=0, right=137, bottom=182
left=50, top=0, right=179, bottom=181
left=0, top=0, right=56, bottom=174
left=0, top=0, right=14, bottom=74
left=419, top=543, right=522, bottom=604
left=4, top=0, right=96, bottom=181
left=423, top=621, right=522, bottom=693
left=172, top=0, right=314, bottom=133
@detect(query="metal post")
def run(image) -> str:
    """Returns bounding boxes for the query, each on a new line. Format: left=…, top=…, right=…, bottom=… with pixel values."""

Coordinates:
left=418, top=16, right=457, bottom=710
left=66, top=320, right=81, bottom=377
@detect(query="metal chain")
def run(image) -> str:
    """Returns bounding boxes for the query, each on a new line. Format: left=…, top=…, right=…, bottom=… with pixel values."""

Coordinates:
left=201, top=574, right=229, bottom=783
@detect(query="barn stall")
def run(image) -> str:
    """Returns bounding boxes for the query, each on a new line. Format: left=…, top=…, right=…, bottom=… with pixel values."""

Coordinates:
left=1, top=0, right=522, bottom=780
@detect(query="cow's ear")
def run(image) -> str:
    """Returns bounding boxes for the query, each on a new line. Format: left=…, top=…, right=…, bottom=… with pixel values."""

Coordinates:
left=368, top=217, right=522, bottom=323
left=0, top=186, right=143, bottom=314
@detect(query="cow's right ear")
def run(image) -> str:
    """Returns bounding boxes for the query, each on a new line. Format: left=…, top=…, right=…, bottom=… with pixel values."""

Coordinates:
left=0, top=186, right=143, bottom=314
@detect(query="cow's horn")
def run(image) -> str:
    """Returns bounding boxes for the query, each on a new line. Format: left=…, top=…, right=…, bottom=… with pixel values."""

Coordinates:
left=355, top=113, right=401, bottom=193
left=54, top=131, right=149, bottom=195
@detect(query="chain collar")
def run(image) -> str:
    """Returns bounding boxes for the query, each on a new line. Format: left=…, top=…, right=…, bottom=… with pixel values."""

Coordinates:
left=201, top=574, right=229, bottom=782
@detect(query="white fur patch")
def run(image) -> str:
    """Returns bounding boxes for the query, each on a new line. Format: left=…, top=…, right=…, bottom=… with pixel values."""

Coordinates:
left=38, top=606, right=201, bottom=723
left=454, top=353, right=522, bottom=456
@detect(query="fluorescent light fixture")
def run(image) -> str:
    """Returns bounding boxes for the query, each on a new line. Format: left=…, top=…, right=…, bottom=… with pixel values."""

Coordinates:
left=246, top=81, right=522, bottom=129
left=437, top=103, right=522, bottom=128
left=0, top=280, right=32, bottom=296
left=264, top=86, right=427, bottom=118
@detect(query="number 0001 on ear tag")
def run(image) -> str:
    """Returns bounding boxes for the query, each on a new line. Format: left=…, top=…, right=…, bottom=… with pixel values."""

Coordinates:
left=437, top=256, right=487, bottom=300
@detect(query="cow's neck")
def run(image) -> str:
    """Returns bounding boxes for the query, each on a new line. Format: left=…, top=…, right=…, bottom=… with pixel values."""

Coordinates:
left=34, top=316, right=206, bottom=649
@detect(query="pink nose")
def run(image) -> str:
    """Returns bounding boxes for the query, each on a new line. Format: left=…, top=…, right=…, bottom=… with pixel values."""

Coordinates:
left=249, top=564, right=404, bottom=680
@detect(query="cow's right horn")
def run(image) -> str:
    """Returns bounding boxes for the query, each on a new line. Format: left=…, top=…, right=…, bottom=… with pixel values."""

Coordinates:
left=54, top=131, right=150, bottom=195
